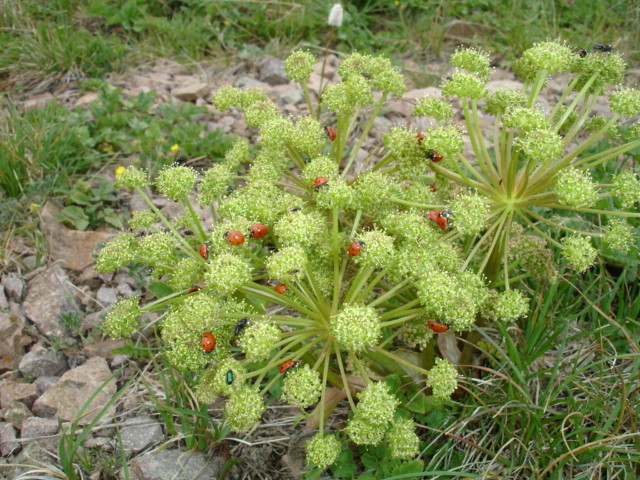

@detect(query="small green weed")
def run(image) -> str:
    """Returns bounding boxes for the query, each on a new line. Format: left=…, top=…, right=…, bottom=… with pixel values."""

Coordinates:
left=55, top=178, right=125, bottom=231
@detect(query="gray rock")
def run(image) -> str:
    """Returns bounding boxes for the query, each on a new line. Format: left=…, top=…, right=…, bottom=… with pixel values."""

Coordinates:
left=34, top=376, right=59, bottom=396
left=0, top=422, right=19, bottom=456
left=234, top=76, right=269, bottom=90
left=84, top=435, right=113, bottom=451
left=173, top=82, right=211, bottom=102
left=485, top=79, right=524, bottom=94
left=278, top=86, right=304, bottom=105
left=32, top=357, right=116, bottom=425
left=20, top=417, right=59, bottom=452
left=128, top=449, right=224, bottom=480
left=96, top=287, right=118, bottom=307
left=120, top=416, right=163, bottom=454
left=9, top=441, right=50, bottom=478
left=0, top=312, right=31, bottom=371
left=117, top=283, right=135, bottom=298
left=0, top=286, right=7, bottom=310
left=8, top=301, right=26, bottom=320
left=2, top=275, right=24, bottom=302
left=259, top=56, right=289, bottom=86
left=2, top=401, right=32, bottom=430
left=19, top=345, right=68, bottom=377
left=81, top=311, right=103, bottom=332
left=0, top=381, right=37, bottom=409
left=22, top=264, right=81, bottom=339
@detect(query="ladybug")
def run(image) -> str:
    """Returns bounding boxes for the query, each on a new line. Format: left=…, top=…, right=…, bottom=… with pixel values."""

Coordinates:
left=248, top=223, right=268, bottom=239
left=234, top=318, right=249, bottom=336
left=592, top=43, right=613, bottom=53
left=348, top=241, right=365, bottom=257
left=427, top=210, right=441, bottom=223
left=199, top=241, right=211, bottom=260
left=427, top=151, right=443, bottom=162
left=440, top=209, right=453, bottom=221
left=279, top=360, right=299, bottom=374
left=274, top=283, right=287, bottom=295
left=577, top=47, right=588, bottom=58
left=324, top=126, right=337, bottom=142
left=224, top=229, right=245, bottom=245
left=428, top=321, right=452, bottom=333
left=226, top=369, right=234, bottom=385
left=429, top=184, right=437, bottom=193
left=416, top=132, right=425, bottom=144
left=201, top=332, right=216, bottom=353
left=313, top=177, right=329, bottom=192
left=187, top=286, right=201, bottom=294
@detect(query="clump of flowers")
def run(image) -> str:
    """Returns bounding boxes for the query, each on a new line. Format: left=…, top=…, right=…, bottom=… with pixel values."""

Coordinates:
left=97, top=45, right=640, bottom=472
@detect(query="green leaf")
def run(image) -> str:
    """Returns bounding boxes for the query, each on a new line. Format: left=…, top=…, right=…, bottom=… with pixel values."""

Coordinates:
left=68, top=190, right=92, bottom=205
left=148, top=282, right=174, bottom=299
left=301, top=469, right=322, bottom=480
left=390, top=460, right=425, bottom=476
left=331, top=449, right=356, bottom=478
left=406, top=392, right=429, bottom=414
left=57, top=206, right=90, bottom=231
left=384, top=374, right=401, bottom=392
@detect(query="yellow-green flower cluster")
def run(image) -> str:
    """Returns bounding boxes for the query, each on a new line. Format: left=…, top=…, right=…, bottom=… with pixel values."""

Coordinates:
left=509, top=234, right=557, bottom=283
left=572, top=51, right=626, bottom=92
left=413, top=96, right=453, bottom=120
left=258, top=116, right=294, bottom=149
left=95, top=232, right=138, bottom=273
left=353, top=171, right=402, bottom=216
left=613, top=170, right=640, bottom=208
left=450, top=47, right=491, bottom=81
left=290, top=116, right=325, bottom=155
left=266, top=246, right=308, bottom=283
left=137, top=232, right=176, bottom=267
left=155, top=165, right=197, bottom=201
left=196, top=357, right=246, bottom=402
left=212, top=86, right=243, bottom=111
left=603, top=219, right=635, bottom=253
left=102, top=297, right=140, bottom=339
left=345, top=382, right=399, bottom=445
left=426, top=358, right=458, bottom=401
left=323, top=75, right=374, bottom=115
left=284, top=50, right=316, bottom=82
left=518, top=40, right=574, bottom=75
left=609, top=87, right=640, bottom=116
left=485, top=89, right=527, bottom=116
left=168, top=257, right=203, bottom=291
left=513, top=129, right=563, bottom=165
left=383, top=126, right=425, bottom=178
left=418, top=125, right=464, bottom=161
left=305, top=433, right=341, bottom=469
left=225, top=387, right=264, bottom=432
left=245, top=100, right=280, bottom=128
left=503, top=107, right=550, bottom=132
left=314, top=179, right=355, bottom=210
left=274, top=210, right=326, bottom=249
left=493, top=289, right=529, bottom=323
left=238, top=321, right=280, bottom=361
left=442, top=72, right=487, bottom=100
left=386, top=418, right=420, bottom=460
left=282, top=364, right=322, bottom=409
left=302, top=156, right=339, bottom=186
left=561, top=235, right=597, bottom=273
left=380, top=211, right=437, bottom=244
left=352, top=230, right=396, bottom=270
left=450, top=193, right=491, bottom=234
left=114, top=165, right=147, bottom=189
left=555, top=168, right=598, bottom=207
left=399, top=317, right=435, bottom=350
left=331, top=304, right=381, bottom=353
left=198, top=164, right=233, bottom=204
left=128, top=209, right=156, bottom=230
left=223, top=139, right=251, bottom=169
left=205, top=253, right=252, bottom=296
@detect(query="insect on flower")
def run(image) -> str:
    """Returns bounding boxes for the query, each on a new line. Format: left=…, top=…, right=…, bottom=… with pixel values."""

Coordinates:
left=324, top=125, right=337, bottom=141
left=201, top=332, right=216, bottom=353
left=348, top=241, right=365, bottom=257
left=428, top=151, right=443, bottom=162
left=187, top=286, right=201, bottom=294
left=592, top=43, right=613, bottom=53
left=234, top=318, right=249, bottom=336
left=275, top=283, right=287, bottom=294
left=199, top=241, right=211, bottom=260
left=416, top=132, right=425, bottom=144
left=248, top=223, right=268, bottom=239
left=279, top=360, right=299, bottom=374
left=430, top=184, right=437, bottom=192
left=226, top=369, right=234, bottom=385
left=427, top=210, right=441, bottom=223
left=313, top=177, right=329, bottom=192
left=428, top=321, right=452, bottom=333
left=224, top=230, right=245, bottom=245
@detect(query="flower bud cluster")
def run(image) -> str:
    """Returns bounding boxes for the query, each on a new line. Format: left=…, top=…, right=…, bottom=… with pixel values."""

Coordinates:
left=386, top=418, right=420, bottom=459
left=413, top=96, right=454, bottom=120
left=450, top=47, right=491, bottom=81
left=572, top=52, right=626, bottom=92
left=114, top=165, right=147, bottom=189
left=503, top=107, right=550, bottom=132
left=282, top=364, right=322, bottom=408
left=102, top=297, right=141, bottom=339
left=492, top=289, right=529, bottom=323
left=302, top=156, right=339, bottom=186
left=519, top=41, right=574, bottom=75
left=613, top=171, right=640, bottom=208
left=485, top=89, right=527, bottom=116
left=513, top=129, right=563, bottom=165
left=417, top=126, right=464, bottom=161
left=450, top=193, right=491, bottom=234
left=275, top=210, right=327, bottom=249
left=223, top=138, right=251, bottom=169
left=128, top=209, right=156, bottom=230
left=137, top=232, right=176, bottom=267
left=426, top=358, right=458, bottom=401
left=399, top=317, right=434, bottom=350
left=353, top=171, right=402, bottom=216
left=196, top=357, right=246, bottom=402
left=314, top=179, right=355, bottom=209
left=266, top=246, right=308, bottom=283
left=352, top=229, right=396, bottom=270
left=603, top=219, right=635, bottom=253
left=284, top=50, right=316, bottom=82
left=95, top=232, right=138, bottom=273
left=155, top=165, right=197, bottom=201
left=609, top=87, right=640, bottom=116
left=198, top=164, right=233, bottom=204
left=168, top=257, right=204, bottom=291
left=225, top=387, right=264, bottom=432
left=442, top=72, right=487, bottom=100
left=555, top=168, right=598, bottom=207
left=323, top=75, right=374, bottom=115
left=345, top=382, right=399, bottom=445
left=331, top=304, right=381, bottom=352
left=510, top=234, right=557, bottom=283
left=383, top=127, right=425, bottom=178
left=561, top=235, right=597, bottom=273
left=238, top=321, right=280, bottom=361
left=305, top=432, right=341, bottom=469
left=205, top=253, right=252, bottom=296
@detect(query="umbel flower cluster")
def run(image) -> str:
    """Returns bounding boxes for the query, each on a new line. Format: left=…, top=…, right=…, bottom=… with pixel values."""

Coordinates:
left=98, top=43, right=640, bottom=471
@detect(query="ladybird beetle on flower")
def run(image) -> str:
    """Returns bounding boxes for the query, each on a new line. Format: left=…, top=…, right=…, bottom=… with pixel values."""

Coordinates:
left=201, top=332, right=216, bottom=353
left=416, top=132, right=425, bottom=144
left=348, top=241, right=365, bottom=257
left=324, top=126, right=337, bottom=142
left=279, top=360, right=299, bottom=374
left=275, top=283, right=287, bottom=294
left=224, top=229, right=245, bottom=245
left=248, top=223, right=268, bottom=239
left=187, top=286, right=201, bottom=294
left=427, top=210, right=441, bottom=223
left=234, top=318, right=249, bottom=336
left=199, top=241, right=211, bottom=260
left=428, top=321, right=452, bottom=333
left=428, top=151, right=443, bottom=162
left=313, top=176, right=329, bottom=192
left=430, top=184, right=437, bottom=193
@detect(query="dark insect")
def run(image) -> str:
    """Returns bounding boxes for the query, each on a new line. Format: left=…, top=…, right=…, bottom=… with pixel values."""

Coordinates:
left=175, top=156, right=188, bottom=165
left=430, top=184, right=437, bottom=193
left=592, top=43, right=613, bottom=53
left=234, top=318, right=249, bottom=336
left=577, top=47, right=588, bottom=58
left=226, top=369, right=234, bottom=385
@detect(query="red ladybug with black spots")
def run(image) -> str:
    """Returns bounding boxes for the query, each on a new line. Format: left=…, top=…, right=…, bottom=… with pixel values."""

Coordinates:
left=428, top=321, right=452, bottom=333
left=201, top=332, right=216, bottom=353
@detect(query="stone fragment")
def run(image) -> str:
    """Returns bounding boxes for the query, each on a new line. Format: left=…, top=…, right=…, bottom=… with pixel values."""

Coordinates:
left=22, top=263, right=81, bottom=339
left=0, top=286, right=7, bottom=310
left=74, top=92, right=99, bottom=108
left=32, top=357, right=116, bottom=425
left=128, top=449, right=224, bottom=480
left=0, top=381, right=37, bottom=409
left=9, top=441, right=49, bottom=478
left=96, top=287, right=118, bottom=307
left=21, top=417, right=59, bottom=440
left=259, top=56, right=289, bottom=85
left=173, top=82, right=211, bottom=102
left=3, top=273, right=26, bottom=301
left=34, top=376, right=59, bottom=396
left=120, top=416, right=163, bottom=454
left=0, top=312, right=31, bottom=372
left=19, top=344, right=68, bottom=377
left=2, top=401, right=32, bottom=430
left=24, top=93, right=54, bottom=110
left=234, top=77, right=269, bottom=90
left=0, top=422, right=19, bottom=456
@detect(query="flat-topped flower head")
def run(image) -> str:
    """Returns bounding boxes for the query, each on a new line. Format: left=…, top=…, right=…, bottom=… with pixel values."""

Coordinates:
left=290, top=116, right=325, bottom=155
left=613, top=170, right=640, bottom=208
left=417, top=270, right=479, bottom=329
left=244, top=100, right=280, bottom=128
left=353, top=171, right=403, bottom=216
left=128, top=209, right=156, bottom=230
left=414, top=96, right=454, bottom=120
left=282, top=364, right=322, bottom=409
left=155, top=164, right=197, bottom=201
left=102, top=297, right=140, bottom=339
left=450, top=193, right=491, bottom=235
left=609, top=87, right=640, bottom=116
left=114, top=165, right=147, bottom=189
left=302, top=156, right=339, bottom=186
left=323, top=75, right=374, bottom=114
left=314, top=179, right=355, bottom=210
left=417, top=125, right=464, bottom=161
left=95, top=232, right=138, bottom=273
left=386, top=418, right=420, bottom=460
left=561, top=235, right=597, bottom=273
left=503, top=106, right=550, bottom=132
left=331, top=304, right=381, bottom=352
left=380, top=210, right=437, bottom=244
left=223, top=139, right=251, bottom=169
left=485, top=89, right=528, bottom=116
left=274, top=210, right=326, bottom=249
left=519, top=40, right=574, bottom=74
left=225, top=387, right=264, bottom=432
left=603, top=219, right=635, bottom=254
left=353, top=381, right=400, bottom=426
left=352, top=229, right=396, bottom=270
left=266, top=246, right=308, bottom=283
left=212, top=86, right=243, bottom=111
left=514, top=129, right=563, bottom=165
left=555, top=168, right=598, bottom=207
left=284, top=50, right=316, bottom=82
left=259, top=116, right=294, bottom=148
left=305, top=433, right=341, bottom=469
left=238, top=321, right=280, bottom=361
left=426, top=357, right=458, bottom=400
left=572, top=52, right=626, bottom=92
left=198, top=164, right=233, bottom=204
left=168, top=257, right=204, bottom=292
left=136, top=232, right=176, bottom=267
left=205, top=253, right=252, bottom=296
left=442, top=72, right=487, bottom=100
left=450, top=47, right=491, bottom=81
left=493, top=289, right=529, bottom=323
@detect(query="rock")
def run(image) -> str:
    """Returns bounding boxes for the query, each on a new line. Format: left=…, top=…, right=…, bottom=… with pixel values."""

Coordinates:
left=117, top=283, right=135, bottom=298
left=120, top=416, right=163, bottom=454
left=96, top=287, right=118, bottom=307
left=22, top=264, right=81, bottom=339
left=2, top=401, right=32, bottom=430
left=32, top=357, right=117, bottom=425
left=82, top=339, right=126, bottom=361
left=2, top=275, right=24, bottom=302
left=276, top=86, right=304, bottom=105
left=0, top=287, right=7, bottom=310
left=84, top=435, right=113, bottom=451
left=24, top=93, right=54, bottom=110
left=234, top=76, right=269, bottom=90
left=9, top=441, right=50, bottom=478
left=21, top=417, right=59, bottom=440
left=0, top=381, right=37, bottom=409
left=259, top=56, right=289, bottom=86
left=128, top=449, right=224, bottom=480
left=34, top=376, right=59, bottom=396
left=173, top=82, right=211, bottom=102
left=74, top=92, right=99, bottom=108
left=81, top=311, right=103, bottom=332
left=0, top=312, right=31, bottom=372
left=485, top=79, right=524, bottom=93
left=0, top=422, right=19, bottom=456
left=40, top=201, right=116, bottom=272
left=19, top=346, right=68, bottom=378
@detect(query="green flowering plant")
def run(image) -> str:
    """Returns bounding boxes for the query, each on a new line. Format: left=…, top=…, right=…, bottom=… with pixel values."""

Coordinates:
left=97, top=44, right=640, bottom=471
